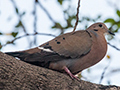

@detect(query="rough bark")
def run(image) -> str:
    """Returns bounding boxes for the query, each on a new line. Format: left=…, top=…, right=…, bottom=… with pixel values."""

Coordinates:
left=0, top=51, right=119, bottom=90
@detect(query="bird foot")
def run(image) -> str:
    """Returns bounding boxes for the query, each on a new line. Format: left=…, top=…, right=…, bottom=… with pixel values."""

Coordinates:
left=63, top=66, right=81, bottom=81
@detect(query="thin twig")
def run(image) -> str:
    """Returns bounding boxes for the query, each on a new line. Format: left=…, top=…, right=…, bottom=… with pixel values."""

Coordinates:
left=10, top=0, right=31, bottom=46
left=103, top=68, right=120, bottom=78
left=110, top=69, right=120, bottom=73
left=107, top=42, right=120, bottom=51
left=11, top=0, right=27, bottom=34
left=99, top=42, right=120, bottom=83
left=33, top=0, right=37, bottom=45
left=99, top=59, right=111, bottom=84
left=2, top=33, right=56, bottom=47
left=37, top=0, right=56, bottom=23
left=73, top=0, right=81, bottom=32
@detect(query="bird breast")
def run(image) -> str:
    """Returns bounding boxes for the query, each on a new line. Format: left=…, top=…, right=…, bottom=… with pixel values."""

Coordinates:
left=49, top=33, right=108, bottom=75
left=70, top=34, right=108, bottom=74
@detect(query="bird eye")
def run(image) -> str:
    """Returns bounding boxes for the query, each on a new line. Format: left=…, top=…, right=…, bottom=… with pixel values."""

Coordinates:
left=99, top=24, right=102, bottom=27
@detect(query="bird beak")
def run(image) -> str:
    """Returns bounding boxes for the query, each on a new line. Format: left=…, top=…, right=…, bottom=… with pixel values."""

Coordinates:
left=108, top=30, right=115, bottom=36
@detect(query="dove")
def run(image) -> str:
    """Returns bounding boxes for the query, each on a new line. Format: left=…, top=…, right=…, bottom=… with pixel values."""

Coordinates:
left=5, top=22, right=114, bottom=80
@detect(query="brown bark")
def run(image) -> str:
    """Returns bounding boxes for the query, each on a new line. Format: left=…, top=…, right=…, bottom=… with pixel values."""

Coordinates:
left=0, top=52, right=120, bottom=90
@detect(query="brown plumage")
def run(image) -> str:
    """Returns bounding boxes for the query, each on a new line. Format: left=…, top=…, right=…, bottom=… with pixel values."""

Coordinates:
left=5, top=22, right=114, bottom=80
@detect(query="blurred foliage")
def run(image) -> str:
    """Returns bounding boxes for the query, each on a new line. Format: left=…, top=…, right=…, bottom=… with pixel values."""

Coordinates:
left=12, top=32, right=18, bottom=37
left=77, top=73, right=82, bottom=79
left=0, top=32, right=3, bottom=35
left=104, top=9, right=120, bottom=40
left=58, top=0, right=64, bottom=5
left=104, top=9, right=120, bottom=33
left=0, top=0, right=119, bottom=49
left=0, top=0, right=120, bottom=85
left=51, top=9, right=76, bottom=34
left=15, top=21, right=22, bottom=28
left=15, top=8, right=19, bottom=14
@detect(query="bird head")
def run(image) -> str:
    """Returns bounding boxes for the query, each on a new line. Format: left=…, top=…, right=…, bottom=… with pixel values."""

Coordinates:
left=87, top=22, right=115, bottom=36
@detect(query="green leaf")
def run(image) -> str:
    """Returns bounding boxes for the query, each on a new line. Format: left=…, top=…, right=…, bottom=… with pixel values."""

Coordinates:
left=15, top=21, right=22, bottom=28
left=104, top=18, right=115, bottom=24
left=12, top=32, right=18, bottom=37
left=58, top=0, right=63, bottom=5
left=65, top=15, right=76, bottom=28
left=0, top=32, right=3, bottom=35
left=114, top=29, right=119, bottom=32
left=116, top=21, right=120, bottom=28
left=86, top=18, right=90, bottom=21
left=52, top=23, right=63, bottom=29
left=97, top=15, right=101, bottom=19
left=16, top=8, right=19, bottom=14
left=117, top=9, right=120, bottom=17
left=78, top=73, right=82, bottom=79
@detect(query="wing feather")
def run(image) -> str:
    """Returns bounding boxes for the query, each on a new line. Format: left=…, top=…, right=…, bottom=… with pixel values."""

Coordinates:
left=41, top=30, right=92, bottom=58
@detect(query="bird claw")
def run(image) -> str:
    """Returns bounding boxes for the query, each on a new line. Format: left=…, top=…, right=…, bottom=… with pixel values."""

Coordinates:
left=63, top=66, right=81, bottom=82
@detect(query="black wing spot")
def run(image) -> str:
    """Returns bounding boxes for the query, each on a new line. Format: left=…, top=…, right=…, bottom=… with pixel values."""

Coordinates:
left=94, top=29, right=98, bottom=31
left=99, top=24, right=102, bottom=27
left=55, top=40, right=57, bottom=41
left=57, top=42, right=60, bottom=44
left=63, top=37, right=65, bottom=40
left=43, top=43, right=53, bottom=50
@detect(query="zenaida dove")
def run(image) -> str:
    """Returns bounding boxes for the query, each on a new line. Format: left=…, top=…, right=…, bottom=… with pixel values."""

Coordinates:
left=5, top=22, right=115, bottom=80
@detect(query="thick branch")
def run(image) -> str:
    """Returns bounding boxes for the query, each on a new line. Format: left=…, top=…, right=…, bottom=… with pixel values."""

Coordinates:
left=0, top=52, right=119, bottom=90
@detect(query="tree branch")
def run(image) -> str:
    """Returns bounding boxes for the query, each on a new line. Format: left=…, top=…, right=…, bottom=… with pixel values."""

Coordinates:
left=99, top=59, right=111, bottom=84
left=33, top=0, right=38, bottom=45
left=37, top=0, right=56, bottom=23
left=2, top=33, right=56, bottom=47
left=11, top=0, right=28, bottom=34
left=107, top=42, right=120, bottom=51
left=0, top=52, right=120, bottom=90
left=10, top=0, right=31, bottom=46
left=73, top=0, right=81, bottom=32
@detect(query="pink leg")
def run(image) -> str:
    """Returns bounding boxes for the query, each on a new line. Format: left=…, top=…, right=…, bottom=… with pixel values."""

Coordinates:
left=63, top=66, right=80, bottom=81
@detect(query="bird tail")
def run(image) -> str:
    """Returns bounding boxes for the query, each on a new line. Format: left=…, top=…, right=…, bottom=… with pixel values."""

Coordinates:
left=5, top=52, right=28, bottom=61
left=5, top=52, right=22, bottom=57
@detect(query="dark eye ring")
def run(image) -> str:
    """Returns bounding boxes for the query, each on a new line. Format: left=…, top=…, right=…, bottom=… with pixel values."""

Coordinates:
left=99, top=24, right=102, bottom=27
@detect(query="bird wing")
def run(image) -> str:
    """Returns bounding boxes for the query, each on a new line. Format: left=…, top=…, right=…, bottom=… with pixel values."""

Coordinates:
left=5, top=30, right=93, bottom=67
left=41, top=30, right=92, bottom=58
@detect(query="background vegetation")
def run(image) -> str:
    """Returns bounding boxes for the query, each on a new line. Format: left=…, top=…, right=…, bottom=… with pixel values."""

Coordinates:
left=0, top=0, right=120, bottom=85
